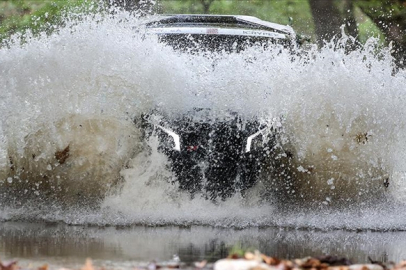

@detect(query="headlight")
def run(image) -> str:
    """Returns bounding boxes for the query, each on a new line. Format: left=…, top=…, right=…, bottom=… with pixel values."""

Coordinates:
left=245, top=128, right=267, bottom=153
left=157, top=125, right=181, bottom=151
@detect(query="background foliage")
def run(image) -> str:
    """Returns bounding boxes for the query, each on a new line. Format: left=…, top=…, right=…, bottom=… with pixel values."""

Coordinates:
left=0, top=0, right=405, bottom=66
left=0, top=0, right=92, bottom=39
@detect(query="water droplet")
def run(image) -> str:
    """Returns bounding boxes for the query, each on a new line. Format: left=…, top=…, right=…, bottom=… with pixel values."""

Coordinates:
left=327, top=178, right=334, bottom=185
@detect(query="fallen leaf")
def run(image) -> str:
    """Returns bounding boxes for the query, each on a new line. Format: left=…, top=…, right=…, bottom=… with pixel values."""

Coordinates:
left=81, top=259, right=94, bottom=270
left=0, top=260, right=18, bottom=270
left=261, top=254, right=280, bottom=266
left=55, top=145, right=70, bottom=164
left=194, top=260, right=207, bottom=268
left=38, top=265, right=48, bottom=270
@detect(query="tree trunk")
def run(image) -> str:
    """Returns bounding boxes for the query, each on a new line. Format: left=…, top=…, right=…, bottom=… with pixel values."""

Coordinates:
left=309, top=0, right=343, bottom=47
left=343, top=0, right=359, bottom=39
left=106, top=0, right=155, bottom=14
left=356, top=0, right=406, bottom=68
left=108, top=0, right=138, bottom=11
left=200, top=0, right=215, bottom=14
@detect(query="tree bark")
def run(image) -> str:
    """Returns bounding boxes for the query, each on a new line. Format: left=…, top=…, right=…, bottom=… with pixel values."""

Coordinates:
left=309, top=0, right=343, bottom=47
left=343, top=0, right=359, bottom=39
left=108, top=0, right=138, bottom=11
left=106, top=0, right=155, bottom=14
left=200, top=0, right=215, bottom=14
left=356, top=0, right=406, bottom=68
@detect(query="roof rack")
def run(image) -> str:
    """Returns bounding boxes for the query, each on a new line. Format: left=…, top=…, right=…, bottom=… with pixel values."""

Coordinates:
left=147, top=14, right=295, bottom=37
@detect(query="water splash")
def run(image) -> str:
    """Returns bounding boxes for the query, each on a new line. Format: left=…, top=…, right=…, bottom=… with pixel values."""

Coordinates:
left=0, top=8, right=406, bottom=230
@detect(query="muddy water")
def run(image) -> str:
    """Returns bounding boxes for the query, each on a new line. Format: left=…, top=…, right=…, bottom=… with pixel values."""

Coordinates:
left=1, top=7, right=406, bottom=268
left=1, top=222, right=406, bottom=268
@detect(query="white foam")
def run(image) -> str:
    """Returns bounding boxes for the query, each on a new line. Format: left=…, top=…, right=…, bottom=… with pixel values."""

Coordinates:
left=0, top=9, right=406, bottom=229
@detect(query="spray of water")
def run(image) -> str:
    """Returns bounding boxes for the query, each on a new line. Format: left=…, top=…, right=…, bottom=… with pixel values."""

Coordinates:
left=0, top=7, right=406, bottom=229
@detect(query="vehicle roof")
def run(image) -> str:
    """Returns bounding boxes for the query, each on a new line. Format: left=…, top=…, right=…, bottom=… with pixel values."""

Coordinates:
left=145, top=14, right=296, bottom=40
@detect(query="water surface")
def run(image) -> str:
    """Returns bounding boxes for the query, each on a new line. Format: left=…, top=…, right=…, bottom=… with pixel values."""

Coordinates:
left=1, top=222, right=406, bottom=268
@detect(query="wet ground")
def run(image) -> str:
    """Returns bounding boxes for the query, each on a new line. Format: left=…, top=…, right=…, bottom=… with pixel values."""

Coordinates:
left=1, top=222, right=406, bottom=269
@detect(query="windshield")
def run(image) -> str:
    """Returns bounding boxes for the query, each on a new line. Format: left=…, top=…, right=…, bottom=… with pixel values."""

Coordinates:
left=157, top=33, right=291, bottom=53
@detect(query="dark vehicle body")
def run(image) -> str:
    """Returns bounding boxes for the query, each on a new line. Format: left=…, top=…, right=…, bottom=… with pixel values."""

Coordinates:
left=145, top=14, right=296, bottom=52
left=140, top=15, right=295, bottom=200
